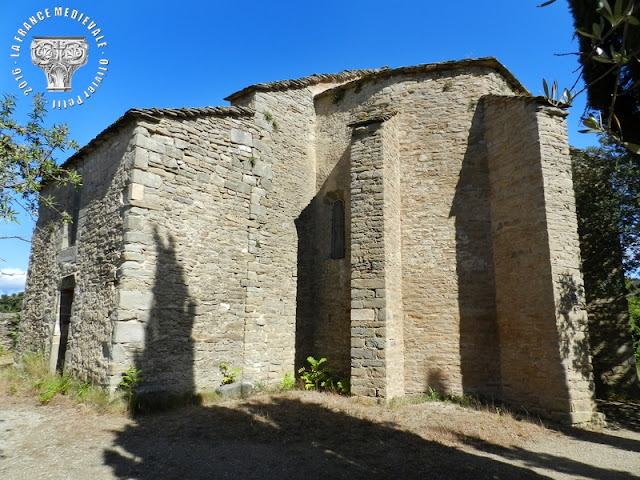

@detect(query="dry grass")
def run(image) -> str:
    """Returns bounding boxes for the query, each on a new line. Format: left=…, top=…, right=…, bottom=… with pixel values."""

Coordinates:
left=0, top=351, right=128, bottom=415
left=0, top=351, right=548, bottom=452
left=199, top=389, right=550, bottom=452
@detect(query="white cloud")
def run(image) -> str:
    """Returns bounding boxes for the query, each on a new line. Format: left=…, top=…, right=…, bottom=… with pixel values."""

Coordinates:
left=0, top=269, right=27, bottom=294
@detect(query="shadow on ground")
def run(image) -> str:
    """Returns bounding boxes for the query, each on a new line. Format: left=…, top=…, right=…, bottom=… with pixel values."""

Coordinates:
left=103, top=395, right=548, bottom=480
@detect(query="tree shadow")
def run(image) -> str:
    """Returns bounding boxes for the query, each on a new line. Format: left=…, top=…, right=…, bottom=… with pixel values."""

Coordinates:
left=556, top=273, right=596, bottom=384
left=450, top=100, right=501, bottom=397
left=449, top=430, right=639, bottom=480
left=596, top=399, right=640, bottom=433
left=132, top=227, right=198, bottom=410
left=103, top=395, right=550, bottom=479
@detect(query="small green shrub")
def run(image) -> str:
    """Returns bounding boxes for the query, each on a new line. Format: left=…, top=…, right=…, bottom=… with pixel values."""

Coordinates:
left=36, top=374, right=70, bottom=404
left=219, top=362, right=241, bottom=385
left=298, top=356, right=349, bottom=395
left=298, top=356, right=331, bottom=390
left=118, top=365, right=143, bottom=413
left=336, top=379, right=350, bottom=395
left=9, top=313, right=20, bottom=346
left=281, top=372, right=295, bottom=391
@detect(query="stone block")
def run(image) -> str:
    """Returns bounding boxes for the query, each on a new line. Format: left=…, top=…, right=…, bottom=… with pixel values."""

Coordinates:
left=252, top=161, right=272, bottom=179
left=230, top=129, right=253, bottom=147
left=118, top=290, right=154, bottom=310
left=112, top=321, right=146, bottom=343
left=215, top=382, right=254, bottom=399
left=351, top=309, right=375, bottom=321
left=129, top=183, right=145, bottom=201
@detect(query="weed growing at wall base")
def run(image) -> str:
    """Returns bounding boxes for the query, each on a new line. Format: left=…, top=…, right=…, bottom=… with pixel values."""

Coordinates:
left=0, top=353, right=125, bottom=412
left=298, top=356, right=350, bottom=395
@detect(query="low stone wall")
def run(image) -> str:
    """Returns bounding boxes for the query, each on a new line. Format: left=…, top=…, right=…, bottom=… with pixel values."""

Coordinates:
left=0, top=313, right=18, bottom=351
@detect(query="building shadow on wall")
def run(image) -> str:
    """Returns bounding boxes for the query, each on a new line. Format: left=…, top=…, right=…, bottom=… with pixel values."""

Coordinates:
left=132, top=227, right=197, bottom=410
left=295, top=148, right=352, bottom=379
left=295, top=201, right=316, bottom=374
left=103, top=394, right=551, bottom=479
left=449, top=100, right=501, bottom=398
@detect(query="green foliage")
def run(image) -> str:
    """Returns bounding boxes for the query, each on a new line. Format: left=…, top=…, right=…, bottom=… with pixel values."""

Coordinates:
left=0, top=292, right=23, bottom=312
left=572, top=142, right=640, bottom=289
left=297, top=356, right=350, bottom=394
left=298, top=356, right=331, bottom=390
left=219, top=362, right=241, bottom=385
left=1, top=353, right=124, bottom=412
left=627, top=278, right=640, bottom=363
left=8, top=313, right=20, bottom=346
left=541, top=78, right=576, bottom=107
left=118, top=365, right=143, bottom=413
left=262, top=111, right=278, bottom=132
left=540, top=1, right=640, bottom=150
left=35, top=374, right=69, bottom=404
left=0, top=93, right=80, bottom=224
left=335, top=378, right=350, bottom=395
left=119, top=365, right=143, bottom=391
left=280, top=372, right=296, bottom=391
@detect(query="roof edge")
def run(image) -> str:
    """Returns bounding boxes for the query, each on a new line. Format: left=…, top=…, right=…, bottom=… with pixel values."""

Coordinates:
left=224, top=68, right=387, bottom=103
left=62, top=106, right=254, bottom=168
left=316, top=57, right=530, bottom=99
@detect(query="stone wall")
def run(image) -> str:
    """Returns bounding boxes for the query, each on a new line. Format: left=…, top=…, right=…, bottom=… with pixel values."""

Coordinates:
left=229, top=76, right=375, bottom=379
left=349, top=113, right=405, bottom=398
left=484, top=96, right=596, bottom=422
left=314, top=65, right=520, bottom=397
left=0, top=313, right=17, bottom=351
left=108, top=109, right=271, bottom=393
left=18, top=125, right=135, bottom=383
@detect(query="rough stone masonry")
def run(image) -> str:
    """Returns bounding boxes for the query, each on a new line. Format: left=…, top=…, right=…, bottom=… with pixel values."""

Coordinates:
left=17, top=57, right=639, bottom=424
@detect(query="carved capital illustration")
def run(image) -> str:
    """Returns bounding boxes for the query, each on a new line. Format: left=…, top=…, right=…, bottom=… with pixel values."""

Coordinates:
left=31, top=37, right=88, bottom=92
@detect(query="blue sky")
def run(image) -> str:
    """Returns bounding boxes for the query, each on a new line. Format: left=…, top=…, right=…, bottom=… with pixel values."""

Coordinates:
left=0, top=0, right=596, bottom=293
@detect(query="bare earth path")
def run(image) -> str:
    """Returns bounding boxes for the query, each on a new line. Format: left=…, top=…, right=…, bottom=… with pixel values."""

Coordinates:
left=1, top=389, right=639, bottom=479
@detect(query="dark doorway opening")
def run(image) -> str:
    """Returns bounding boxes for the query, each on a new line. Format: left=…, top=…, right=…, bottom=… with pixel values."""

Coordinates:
left=56, top=277, right=75, bottom=372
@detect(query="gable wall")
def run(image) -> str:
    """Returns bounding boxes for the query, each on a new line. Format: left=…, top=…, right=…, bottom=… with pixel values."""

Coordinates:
left=18, top=125, right=136, bottom=384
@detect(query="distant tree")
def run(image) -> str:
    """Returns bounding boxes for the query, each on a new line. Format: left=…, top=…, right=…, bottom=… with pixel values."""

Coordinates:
left=626, top=279, right=640, bottom=363
left=572, top=142, right=640, bottom=368
left=572, top=141, right=640, bottom=279
left=0, top=93, right=80, bottom=227
left=0, top=292, right=24, bottom=313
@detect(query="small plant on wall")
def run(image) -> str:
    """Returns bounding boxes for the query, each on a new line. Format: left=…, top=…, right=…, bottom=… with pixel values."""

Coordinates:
left=219, top=362, right=241, bottom=385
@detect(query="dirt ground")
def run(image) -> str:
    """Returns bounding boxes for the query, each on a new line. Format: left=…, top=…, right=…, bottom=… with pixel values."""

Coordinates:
left=1, top=383, right=639, bottom=480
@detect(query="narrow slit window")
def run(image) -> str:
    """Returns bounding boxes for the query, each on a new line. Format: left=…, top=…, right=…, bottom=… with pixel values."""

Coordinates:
left=331, top=199, right=345, bottom=259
